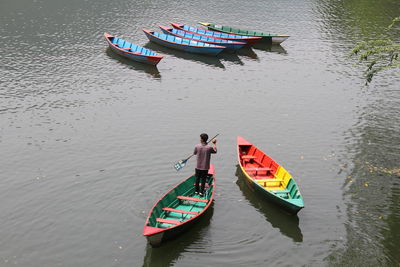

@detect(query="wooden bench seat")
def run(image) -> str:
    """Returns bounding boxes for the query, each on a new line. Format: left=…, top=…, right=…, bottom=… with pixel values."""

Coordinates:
left=245, top=167, right=272, bottom=171
left=246, top=167, right=273, bottom=176
left=242, top=155, right=256, bottom=159
left=242, top=155, right=256, bottom=163
left=156, top=218, right=181, bottom=225
left=266, top=186, right=285, bottom=191
left=252, top=175, right=273, bottom=179
left=257, top=179, right=283, bottom=183
left=271, top=189, right=290, bottom=194
left=256, top=179, right=283, bottom=187
left=177, top=196, right=208, bottom=203
left=162, top=207, right=198, bottom=215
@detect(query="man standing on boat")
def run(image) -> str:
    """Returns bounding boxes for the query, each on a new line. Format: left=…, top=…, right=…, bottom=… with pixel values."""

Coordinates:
left=194, top=133, right=217, bottom=197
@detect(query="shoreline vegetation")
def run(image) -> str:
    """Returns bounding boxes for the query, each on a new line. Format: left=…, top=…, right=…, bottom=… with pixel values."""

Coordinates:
left=351, top=17, right=399, bottom=84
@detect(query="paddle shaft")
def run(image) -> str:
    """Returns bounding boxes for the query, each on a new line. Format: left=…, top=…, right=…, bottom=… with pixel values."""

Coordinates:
left=182, top=133, right=219, bottom=162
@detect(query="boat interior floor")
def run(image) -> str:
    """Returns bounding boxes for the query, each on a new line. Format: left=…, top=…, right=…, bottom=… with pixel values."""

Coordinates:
left=244, top=163, right=287, bottom=192
left=156, top=195, right=208, bottom=228
left=244, top=163, right=274, bottom=178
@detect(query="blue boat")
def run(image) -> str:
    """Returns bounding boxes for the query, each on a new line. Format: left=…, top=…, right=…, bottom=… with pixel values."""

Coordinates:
left=171, top=23, right=261, bottom=45
left=104, top=33, right=163, bottom=65
left=143, top=29, right=225, bottom=56
left=159, top=26, right=245, bottom=52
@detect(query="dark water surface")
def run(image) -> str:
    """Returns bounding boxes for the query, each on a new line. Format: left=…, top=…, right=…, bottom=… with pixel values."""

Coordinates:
left=1, top=0, right=399, bottom=266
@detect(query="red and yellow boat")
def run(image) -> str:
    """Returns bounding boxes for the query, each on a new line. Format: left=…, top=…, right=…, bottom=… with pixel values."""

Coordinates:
left=237, top=136, right=304, bottom=214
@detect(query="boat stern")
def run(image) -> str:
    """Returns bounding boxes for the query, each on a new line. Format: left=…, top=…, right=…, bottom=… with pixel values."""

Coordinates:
left=159, top=25, right=172, bottom=34
left=146, top=233, right=164, bottom=247
left=143, top=226, right=166, bottom=247
left=272, top=35, right=290, bottom=44
left=198, top=22, right=211, bottom=27
left=142, top=29, right=154, bottom=35
left=104, top=32, right=113, bottom=39
left=170, top=22, right=184, bottom=29
left=237, top=136, right=252, bottom=146
left=284, top=198, right=304, bottom=214
left=147, top=55, right=163, bottom=65
left=208, top=164, right=215, bottom=176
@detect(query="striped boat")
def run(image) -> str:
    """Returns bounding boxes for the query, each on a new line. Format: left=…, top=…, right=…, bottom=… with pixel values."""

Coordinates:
left=104, top=33, right=162, bottom=65
left=143, top=165, right=216, bottom=247
left=237, top=136, right=304, bottom=214
left=143, top=29, right=225, bottom=56
left=199, top=22, right=290, bottom=44
left=159, top=26, right=245, bottom=52
left=170, top=23, right=261, bottom=44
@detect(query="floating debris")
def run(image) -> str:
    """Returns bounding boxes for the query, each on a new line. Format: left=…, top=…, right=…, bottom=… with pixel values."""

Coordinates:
left=361, top=161, right=400, bottom=176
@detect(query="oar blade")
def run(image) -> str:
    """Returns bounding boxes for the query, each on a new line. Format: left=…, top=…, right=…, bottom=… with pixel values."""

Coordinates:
left=174, top=159, right=187, bottom=171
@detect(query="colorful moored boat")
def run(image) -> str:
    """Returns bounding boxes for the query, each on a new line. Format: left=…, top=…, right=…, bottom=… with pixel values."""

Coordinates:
left=104, top=33, right=163, bottom=65
left=143, top=165, right=216, bottom=247
left=170, top=23, right=261, bottom=45
left=159, top=25, right=246, bottom=52
left=237, top=136, right=304, bottom=214
left=143, top=29, right=225, bottom=56
left=199, top=22, right=290, bottom=44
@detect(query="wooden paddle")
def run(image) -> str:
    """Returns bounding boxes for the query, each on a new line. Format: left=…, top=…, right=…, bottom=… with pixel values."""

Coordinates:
left=174, top=134, right=219, bottom=171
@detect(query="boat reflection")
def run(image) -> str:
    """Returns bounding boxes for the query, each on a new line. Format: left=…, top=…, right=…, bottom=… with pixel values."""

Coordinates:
left=237, top=46, right=259, bottom=60
left=219, top=51, right=244, bottom=65
left=252, top=42, right=287, bottom=54
left=235, top=165, right=303, bottom=242
left=142, top=205, right=214, bottom=267
left=144, top=42, right=225, bottom=69
left=105, top=48, right=161, bottom=79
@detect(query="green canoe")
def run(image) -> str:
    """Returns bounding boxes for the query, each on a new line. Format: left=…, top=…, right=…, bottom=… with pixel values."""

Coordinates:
left=143, top=165, right=215, bottom=247
left=199, top=22, right=289, bottom=44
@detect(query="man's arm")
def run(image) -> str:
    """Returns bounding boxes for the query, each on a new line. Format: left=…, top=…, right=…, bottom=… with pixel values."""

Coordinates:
left=211, top=139, right=217, bottom=153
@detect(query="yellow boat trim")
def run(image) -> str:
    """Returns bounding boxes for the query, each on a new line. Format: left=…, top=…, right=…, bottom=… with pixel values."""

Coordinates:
left=198, top=22, right=210, bottom=26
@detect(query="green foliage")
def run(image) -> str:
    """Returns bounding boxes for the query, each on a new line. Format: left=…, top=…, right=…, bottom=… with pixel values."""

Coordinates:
left=352, top=17, right=399, bottom=84
left=389, top=17, right=400, bottom=29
